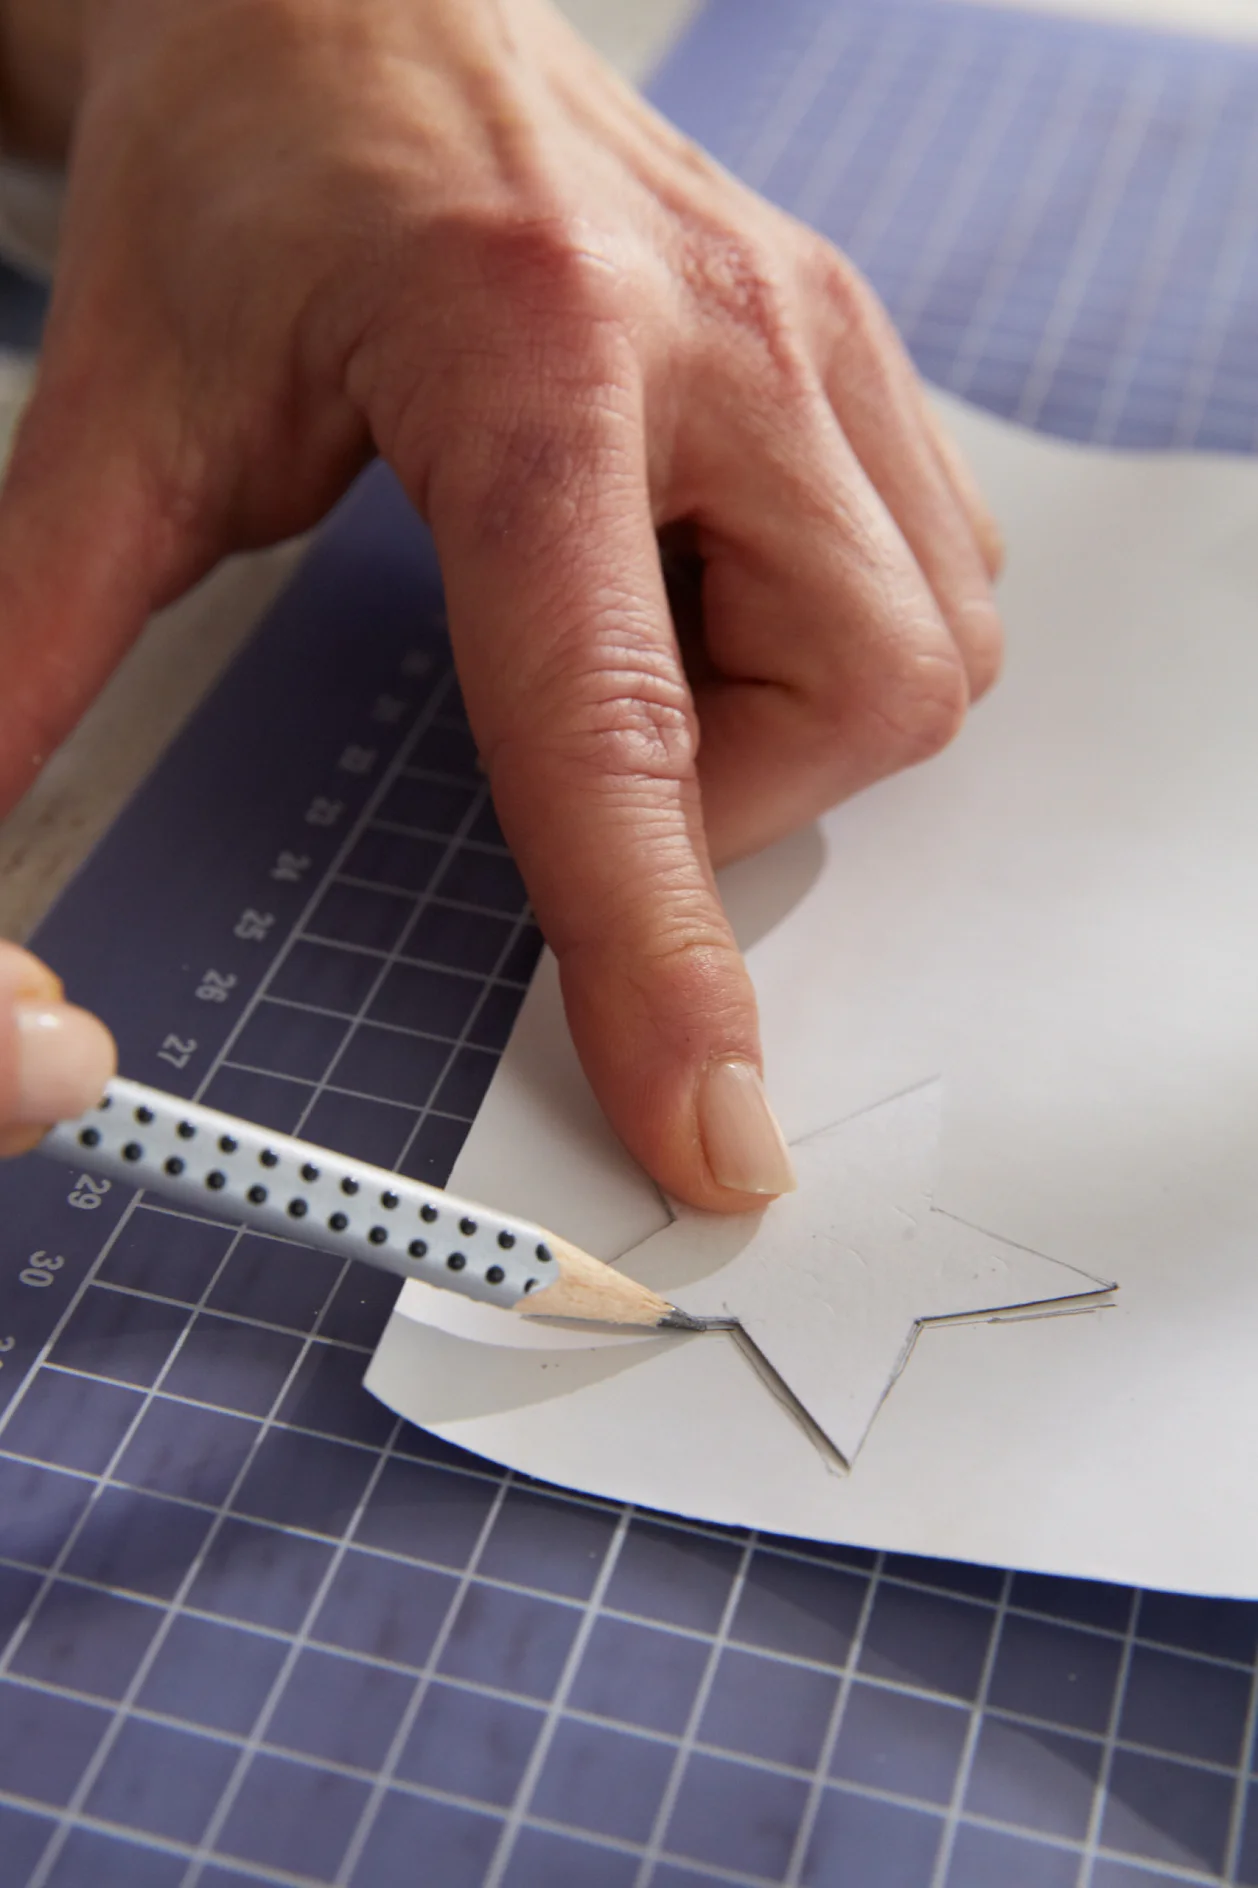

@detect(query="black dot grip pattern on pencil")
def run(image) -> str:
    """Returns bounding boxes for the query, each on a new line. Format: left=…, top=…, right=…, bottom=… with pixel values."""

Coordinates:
left=58, top=1076, right=554, bottom=1309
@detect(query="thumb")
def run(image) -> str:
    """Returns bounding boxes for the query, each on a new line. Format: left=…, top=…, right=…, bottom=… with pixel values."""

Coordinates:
left=0, top=943, right=116, bottom=1157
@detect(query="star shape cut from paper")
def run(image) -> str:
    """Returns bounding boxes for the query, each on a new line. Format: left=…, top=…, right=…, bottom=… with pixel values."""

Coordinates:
left=618, top=1081, right=1113, bottom=1469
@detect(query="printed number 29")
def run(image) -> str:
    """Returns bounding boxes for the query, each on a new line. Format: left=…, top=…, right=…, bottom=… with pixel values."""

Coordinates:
left=68, top=1175, right=111, bottom=1211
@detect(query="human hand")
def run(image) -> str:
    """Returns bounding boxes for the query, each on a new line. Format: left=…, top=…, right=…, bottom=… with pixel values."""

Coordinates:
left=0, top=0, right=1001, bottom=1204
left=0, top=941, right=116, bottom=1154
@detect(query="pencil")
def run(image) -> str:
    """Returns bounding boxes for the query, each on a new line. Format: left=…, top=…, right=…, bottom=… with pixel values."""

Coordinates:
left=39, top=1077, right=708, bottom=1331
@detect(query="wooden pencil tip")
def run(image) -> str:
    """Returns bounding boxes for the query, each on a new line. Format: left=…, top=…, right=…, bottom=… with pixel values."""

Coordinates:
left=516, top=1235, right=676, bottom=1328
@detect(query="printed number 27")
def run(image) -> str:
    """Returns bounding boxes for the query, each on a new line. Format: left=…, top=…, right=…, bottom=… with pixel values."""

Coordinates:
left=158, top=1035, right=197, bottom=1071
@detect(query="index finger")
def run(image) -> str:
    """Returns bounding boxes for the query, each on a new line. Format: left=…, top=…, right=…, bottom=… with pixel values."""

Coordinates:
left=417, top=376, right=795, bottom=1210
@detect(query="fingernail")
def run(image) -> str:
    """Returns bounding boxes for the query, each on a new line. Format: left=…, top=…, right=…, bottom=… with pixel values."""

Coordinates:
left=699, top=1059, right=797, bottom=1196
left=13, top=1003, right=116, bottom=1125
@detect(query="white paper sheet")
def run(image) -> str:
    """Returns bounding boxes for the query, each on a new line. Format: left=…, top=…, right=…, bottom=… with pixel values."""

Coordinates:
left=367, top=393, right=1258, bottom=1597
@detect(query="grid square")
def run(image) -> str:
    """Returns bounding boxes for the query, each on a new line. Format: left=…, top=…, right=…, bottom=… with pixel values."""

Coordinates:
left=477, top=1488, right=618, bottom=1599
left=397, top=1681, right=542, bottom=1804
left=332, top=1022, right=449, bottom=1109
left=0, top=1680, right=110, bottom=1805
left=731, top=1548, right=865, bottom=1666
left=569, top=1616, right=709, bottom=1735
left=1119, top=1640, right=1251, bottom=1765
left=349, top=1791, right=502, bottom=1888
left=9, top=1583, right=160, bottom=1700
left=439, top=1582, right=581, bottom=1700
left=884, top=1555, right=1004, bottom=1603
left=0, top=1458, right=93, bottom=1568
left=136, top=1615, right=288, bottom=1734
left=986, top=1612, right=1124, bottom=1733
left=1230, top=1782, right=1258, bottom=1888
left=99, top=1212, right=234, bottom=1305
left=605, top=1521, right=740, bottom=1635
left=1100, top=1747, right=1234, bottom=1875
left=403, top=902, right=516, bottom=976
left=207, top=1233, right=342, bottom=1333
left=377, top=773, right=477, bottom=834
left=229, top=1002, right=347, bottom=1084
left=468, top=799, right=505, bottom=846
left=1136, top=1589, right=1258, bottom=1664
left=305, top=880, right=413, bottom=952
left=266, top=1646, right=413, bottom=1768
left=1010, top=1571, right=1134, bottom=1634
left=352, top=1458, right=497, bottom=1566
left=1090, top=1864, right=1199, bottom=1888
left=666, top=1750, right=810, bottom=1879
left=0, top=1803, right=57, bottom=1887
left=312, top=1549, right=457, bottom=1665
left=300, top=1090, right=417, bottom=1168
left=44, top=1828, right=185, bottom=1888
left=859, top=1584, right=994, bottom=1701
left=276, top=1342, right=396, bottom=1449
left=532, top=1718, right=675, bottom=1842
left=802, top=1786, right=942, bottom=1888
left=831, top=1681, right=969, bottom=1804
left=414, top=721, right=479, bottom=778
left=945, top=1824, right=1081, bottom=1888
left=500, top=926, right=543, bottom=983
left=435, top=848, right=527, bottom=915
left=268, top=939, right=382, bottom=1015
left=231, top=1430, right=376, bottom=1537
left=700, top=1645, right=839, bottom=1767
left=501, top=1828, right=639, bottom=1888
left=201, top=1067, right=313, bottom=1135
left=368, top=961, right=481, bottom=1038
left=114, top=1399, right=257, bottom=1506
left=397, top=1113, right=470, bottom=1184
left=964, top=1717, right=1101, bottom=1840
left=435, top=1045, right=500, bottom=1118
left=468, top=982, right=528, bottom=1051
left=2, top=1370, right=141, bottom=1475
left=0, top=1562, right=42, bottom=1642
left=342, top=825, right=445, bottom=895
left=215, top=1750, right=371, bottom=1881
left=316, top=1266, right=401, bottom=1349
left=85, top=1717, right=238, bottom=1844
left=187, top=1518, right=336, bottom=1631
left=62, top=1486, right=213, bottom=1600
left=48, top=1286, right=186, bottom=1388
left=162, top=1314, right=302, bottom=1417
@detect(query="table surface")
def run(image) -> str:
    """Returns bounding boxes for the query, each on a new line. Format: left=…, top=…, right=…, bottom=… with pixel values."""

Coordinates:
left=5, top=2, right=1258, bottom=1887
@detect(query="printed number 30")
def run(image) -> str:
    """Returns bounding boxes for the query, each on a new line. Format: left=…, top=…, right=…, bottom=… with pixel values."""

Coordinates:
left=20, top=1251, right=64, bottom=1289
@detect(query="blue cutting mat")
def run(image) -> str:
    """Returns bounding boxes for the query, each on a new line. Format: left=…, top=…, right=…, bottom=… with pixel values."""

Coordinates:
left=4, top=2, right=1258, bottom=1883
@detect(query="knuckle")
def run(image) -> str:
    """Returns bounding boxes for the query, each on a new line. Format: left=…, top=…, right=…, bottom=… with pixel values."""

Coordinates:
left=491, top=635, right=699, bottom=795
left=869, top=642, right=970, bottom=766
left=959, top=601, right=1005, bottom=701
left=813, top=628, right=970, bottom=776
left=684, top=224, right=806, bottom=379
left=476, top=209, right=626, bottom=342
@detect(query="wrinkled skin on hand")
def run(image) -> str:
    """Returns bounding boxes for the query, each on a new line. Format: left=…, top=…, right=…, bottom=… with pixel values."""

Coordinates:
left=0, top=0, right=1001, bottom=1199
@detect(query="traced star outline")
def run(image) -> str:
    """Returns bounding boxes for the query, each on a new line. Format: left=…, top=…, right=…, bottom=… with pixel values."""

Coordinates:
left=619, top=1081, right=1115, bottom=1469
